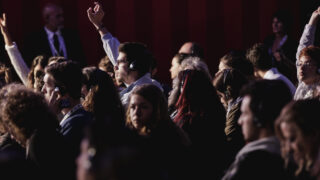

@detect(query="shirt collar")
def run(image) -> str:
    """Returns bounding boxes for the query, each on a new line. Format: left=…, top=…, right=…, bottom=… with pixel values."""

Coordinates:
left=60, top=104, right=83, bottom=126
left=44, top=27, right=62, bottom=39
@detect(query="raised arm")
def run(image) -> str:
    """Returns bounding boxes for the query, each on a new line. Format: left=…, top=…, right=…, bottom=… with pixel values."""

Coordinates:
left=87, top=2, right=120, bottom=66
left=0, top=13, right=29, bottom=85
left=296, top=7, right=320, bottom=61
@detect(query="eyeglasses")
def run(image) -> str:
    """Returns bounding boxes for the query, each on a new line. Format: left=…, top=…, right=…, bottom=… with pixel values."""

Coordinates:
left=296, top=62, right=317, bottom=67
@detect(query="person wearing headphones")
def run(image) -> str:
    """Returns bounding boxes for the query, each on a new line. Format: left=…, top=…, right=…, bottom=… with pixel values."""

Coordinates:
left=246, top=43, right=296, bottom=96
left=295, top=6, right=320, bottom=100
left=222, top=80, right=292, bottom=180
left=115, top=42, right=163, bottom=109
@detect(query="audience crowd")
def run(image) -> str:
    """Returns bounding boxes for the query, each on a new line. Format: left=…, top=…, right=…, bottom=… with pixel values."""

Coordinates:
left=0, top=2, right=320, bottom=180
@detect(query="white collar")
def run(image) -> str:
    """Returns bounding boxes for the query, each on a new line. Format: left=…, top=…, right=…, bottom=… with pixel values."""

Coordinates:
left=44, top=27, right=62, bottom=39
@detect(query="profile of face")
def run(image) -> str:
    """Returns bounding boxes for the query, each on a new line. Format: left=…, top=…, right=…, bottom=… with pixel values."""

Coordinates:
left=238, top=96, right=260, bottom=142
left=272, top=17, right=284, bottom=34
left=217, top=91, right=228, bottom=109
left=280, top=122, right=304, bottom=163
left=33, top=64, right=45, bottom=90
left=129, top=94, right=153, bottom=132
left=116, top=52, right=130, bottom=84
left=297, top=56, right=319, bottom=84
left=44, top=6, right=64, bottom=31
left=170, top=56, right=180, bottom=79
left=41, top=73, right=56, bottom=102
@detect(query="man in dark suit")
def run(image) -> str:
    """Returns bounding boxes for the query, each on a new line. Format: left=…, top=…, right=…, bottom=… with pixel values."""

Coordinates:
left=23, top=3, right=86, bottom=67
left=42, top=61, right=92, bottom=159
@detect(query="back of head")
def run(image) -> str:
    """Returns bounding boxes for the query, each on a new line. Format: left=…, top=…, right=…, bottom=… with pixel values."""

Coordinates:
left=0, top=84, right=58, bottom=142
left=180, top=56, right=212, bottom=80
left=45, top=61, right=82, bottom=99
left=82, top=67, right=124, bottom=122
left=213, top=68, right=248, bottom=100
left=179, top=42, right=205, bottom=59
left=118, top=42, right=153, bottom=77
left=220, top=50, right=254, bottom=77
left=176, top=70, right=224, bottom=119
left=246, top=43, right=273, bottom=71
left=240, top=80, right=292, bottom=129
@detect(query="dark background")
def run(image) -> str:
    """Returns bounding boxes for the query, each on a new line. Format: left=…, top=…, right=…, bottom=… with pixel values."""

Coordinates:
left=0, top=0, right=319, bottom=84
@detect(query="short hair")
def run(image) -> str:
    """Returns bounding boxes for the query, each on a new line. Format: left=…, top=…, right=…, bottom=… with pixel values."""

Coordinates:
left=219, top=50, right=254, bottom=77
left=118, top=42, right=153, bottom=77
left=246, top=43, right=273, bottom=71
left=240, top=80, right=292, bottom=129
left=126, top=84, right=169, bottom=135
left=275, top=99, right=320, bottom=175
left=298, top=46, right=320, bottom=69
left=42, top=3, right=62, bottom=19
left=213, top=68, right=248, bottom=100
left=45, top=61, right=82, bottom=99
left=0, top=84, right=58, bottom=145
left=48, top=56, right=67, bottom=65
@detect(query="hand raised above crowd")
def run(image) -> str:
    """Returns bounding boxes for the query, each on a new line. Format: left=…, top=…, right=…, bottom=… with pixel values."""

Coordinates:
left=87, top=2, right=104, bottom=29
left=0, top=13, right=13, bottom=46
left=309, top=7, right=320, bottom=25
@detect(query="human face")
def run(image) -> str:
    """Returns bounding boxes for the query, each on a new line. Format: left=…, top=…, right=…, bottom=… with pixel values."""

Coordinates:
left=129, top=94, right=153, bottom=132
left=170, top=57, right=180, bottom=79
left=116, top=52, right=130, bottom=84
left=272, top=17, right=285, bottom=35
left=280, top=122, right=304, bottom=163
left=33, top=64, right=44, bottom=89
left=238, top=96, right=260, bottom=142
left=297, top=56, right=319, bottom=84
left=216, top=62, right=229, bottom=76
left=45, top=7, right=64, bottom=31
left=217, top=91, right=228, bottom=110
left=41, top=73, right=56, bottom=102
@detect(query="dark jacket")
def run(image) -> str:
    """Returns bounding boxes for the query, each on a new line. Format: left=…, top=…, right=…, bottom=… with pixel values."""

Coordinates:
left=23, top=28, right=86, bottom=67
left=222, top=136, right=289, bottom=180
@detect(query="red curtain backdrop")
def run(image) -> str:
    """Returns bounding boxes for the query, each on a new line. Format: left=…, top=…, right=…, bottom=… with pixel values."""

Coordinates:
left=0, top=0, right=307, bottom=84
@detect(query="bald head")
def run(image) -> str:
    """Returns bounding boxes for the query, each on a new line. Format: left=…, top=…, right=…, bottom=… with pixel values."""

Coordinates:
left=42, top=4, right=64, bottom=32
left=178, top=42, right=204, bottom=59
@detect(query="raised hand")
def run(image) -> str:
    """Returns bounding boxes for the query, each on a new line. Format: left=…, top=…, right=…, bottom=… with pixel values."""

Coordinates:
left=309, top=7, right=320, bottom=25
left=87, top=2, right=105, bottom=29
left=0, top=13, right=13, bottom=46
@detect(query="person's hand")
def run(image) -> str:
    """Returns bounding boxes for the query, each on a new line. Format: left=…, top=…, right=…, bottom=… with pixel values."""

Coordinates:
left=309, top=7, right=320, bottom=25
left=0, top=13, right=13, bottom=46
left=87, top=2, right=105, bottom=29
left=0, top=13, right=8, bottom=35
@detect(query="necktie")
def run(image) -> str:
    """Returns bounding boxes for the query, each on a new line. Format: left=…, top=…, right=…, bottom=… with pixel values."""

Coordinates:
left=53, top=33, right=61, bottom=56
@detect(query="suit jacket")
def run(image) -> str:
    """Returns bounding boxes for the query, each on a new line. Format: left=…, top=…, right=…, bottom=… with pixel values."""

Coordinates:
left=59, top=107, right=92, bottom=159
left=23, top=28, right=86, bottom=67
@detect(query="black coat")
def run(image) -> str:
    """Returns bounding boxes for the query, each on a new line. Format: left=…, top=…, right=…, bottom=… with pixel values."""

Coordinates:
left=23, top=28, right=86, bottom=67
